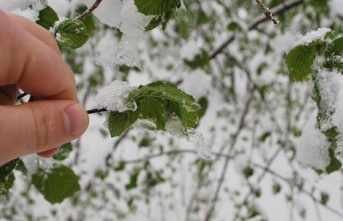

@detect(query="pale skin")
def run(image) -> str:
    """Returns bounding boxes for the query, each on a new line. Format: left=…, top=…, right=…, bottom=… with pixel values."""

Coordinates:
left=0, top=11, right=89, bottom=166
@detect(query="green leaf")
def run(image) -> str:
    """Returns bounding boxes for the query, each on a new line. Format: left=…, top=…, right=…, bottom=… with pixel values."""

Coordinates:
left=145, top=16, right=163, bottom=31
left=129, top=81, right=199, bottom=114
left=32, top=165, right=80, bottom=204
left=108, top=110, right=140, bottom=137
left=106, top=81, right=200, bottom=137
left=307, top=0, right=328, bottom=11
left=0, top=159, right=18, bottom=180
left=243, top=167, right=254, bottom=179
left=15, top=159, right=27, bottom=175
left=36, top=6, right=59, bottom=30
left=54, top=19, right=89, bottom=49
left=272, top=182, right=282, bottom=194
left=286, top=44, right=316, bottom=81
left=114, top=161, right=126, bottom=171
left=227, top=22, right=242, bottom=31
left=125, top=168, right=140, bottom=190
left=0, top=173, right=14, bottom=196
left=184, top=49, right=210, bottom=69
left=325, top=148, right=342, bottom=173
left=134, top=0, right=181, bottom=15
left=198, top=97, right=208, bottom=119
left=168, top=100, right=198, bottom=128
left=325, top=36, right=343, bottom=57
left=259, top=131, right=271, bottom=142
left=0, top=159, right=19, bottom=196
left=128, top=81, right=200, bottom=130
left=138, top=97, right=166, bottom=129
left=320, top=192, right=329, bottom=205
left=53, top=143, right=73, bottom=161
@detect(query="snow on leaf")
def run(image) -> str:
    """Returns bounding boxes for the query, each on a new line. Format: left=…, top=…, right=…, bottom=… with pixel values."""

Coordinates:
left=95, top=80, right=137, bottom=112
left=296, top=113, right=330, bottom=170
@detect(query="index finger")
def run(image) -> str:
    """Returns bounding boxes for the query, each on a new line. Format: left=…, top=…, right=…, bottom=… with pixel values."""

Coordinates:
left=0, top=11, right=77, bottom=101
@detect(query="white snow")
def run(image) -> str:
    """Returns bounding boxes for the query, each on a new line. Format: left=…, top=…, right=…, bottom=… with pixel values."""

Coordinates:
left=316, top=69, right=343, bottom=131
left=84, top=0, right=149, bottom=68
left=187, top=129, right=213, bottom=160
left=296, top=113, right=330, bottom=170
left=165, top=116, right=212, bottom=160
left=296, top=27, right=331, bottom=45
left=329, top=0, right=343, bottom=17
left=83, top=0, right=123, bottom=28
left=0, top=0, right=45, bottom=21
left=132, top=119, right=157, bottom=130
left=95, top=80, right=136, bottom=112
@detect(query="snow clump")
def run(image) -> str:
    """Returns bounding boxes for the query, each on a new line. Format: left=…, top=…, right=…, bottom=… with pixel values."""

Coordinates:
left=165, top=116, right=212, bottom=160
left=295, top=27, right=331, bottom=45
left=296, top=113, right=330, bottom=170
left=95, top=80, right=136, bottom=112
left=0, top=0, right=45, bottom=21
left=85, top=0, right=150, bottom=68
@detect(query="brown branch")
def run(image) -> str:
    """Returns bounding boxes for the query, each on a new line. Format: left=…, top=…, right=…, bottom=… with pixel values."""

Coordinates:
left=87, top=108, right=107, bottom=114
left=76, top=0, right=103, bottom=20
left=253, top=163, right=343, bottom=219
left=255, top=0, right=279, bottom=25
left=16, top=92, right=28, bottom=101
left=210, top=0, right=304, bottom=59
left=204, top=91, right=255, bottom=221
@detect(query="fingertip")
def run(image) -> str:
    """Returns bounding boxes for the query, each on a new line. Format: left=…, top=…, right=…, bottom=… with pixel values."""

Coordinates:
left=64, top=103, right=89, bottom=137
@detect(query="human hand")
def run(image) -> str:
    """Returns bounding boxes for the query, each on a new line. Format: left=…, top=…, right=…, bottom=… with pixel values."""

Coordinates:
left=0, top=11, right=89, bottom=166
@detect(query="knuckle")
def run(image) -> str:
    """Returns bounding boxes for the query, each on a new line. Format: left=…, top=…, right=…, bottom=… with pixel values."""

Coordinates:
left=29, top=105, right=55, bottom=151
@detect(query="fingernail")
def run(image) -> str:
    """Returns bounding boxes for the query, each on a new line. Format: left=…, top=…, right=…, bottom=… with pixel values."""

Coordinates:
left=64, top=103, right=88, bottom=136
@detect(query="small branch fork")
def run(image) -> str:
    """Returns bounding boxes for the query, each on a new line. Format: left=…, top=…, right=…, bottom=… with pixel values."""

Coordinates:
left=255, top=0, right=279, bottom=24
left=76, top=0, right=103, bottom=20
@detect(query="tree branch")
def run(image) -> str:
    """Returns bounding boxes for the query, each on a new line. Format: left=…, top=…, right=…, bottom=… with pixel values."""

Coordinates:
left=204, top=91, right=255, bottom=221
left=87, top=108, right=107, bottom=114
left=76, top=0, right=103, bottom=20
left=210, top=0, right=304, bottom=59
left=253, top=163, right=343, bottom=219
left=16, top=92, right=28, bottom=101
left=255, top=0, right=279, bottom=25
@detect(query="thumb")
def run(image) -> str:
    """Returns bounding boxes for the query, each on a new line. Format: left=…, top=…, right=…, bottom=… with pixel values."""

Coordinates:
left=0, top=100, right=89, bottom=165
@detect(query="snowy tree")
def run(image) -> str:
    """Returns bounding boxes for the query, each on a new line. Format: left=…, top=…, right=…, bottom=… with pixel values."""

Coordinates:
left=1, top=0, right=343, bottom=220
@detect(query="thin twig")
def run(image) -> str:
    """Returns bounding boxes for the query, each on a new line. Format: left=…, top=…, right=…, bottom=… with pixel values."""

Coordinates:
left=210, top=0, right=304, bottom=59
left=255, top=0, right=279, bottom=24
left=87, top=108, right=107, bottom=114
left=253, top=163, right=343, bottom=219
left=105, top=129, right=131, bottom=166
left=16, top=92, right=28, bottom=101
left=76, top=0, right=103, bottom=20
left=204, top=92, right=255, bottom=221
